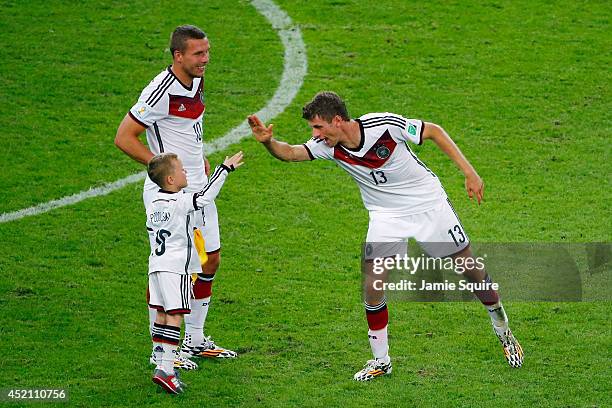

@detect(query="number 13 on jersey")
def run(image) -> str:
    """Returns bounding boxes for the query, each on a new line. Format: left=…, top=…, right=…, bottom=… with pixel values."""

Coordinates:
left=369, top=170, right=387, bottom=185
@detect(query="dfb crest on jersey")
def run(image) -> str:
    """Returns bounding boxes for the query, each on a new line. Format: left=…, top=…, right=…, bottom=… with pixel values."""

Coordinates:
left=375, top=145, right=391, bottom=159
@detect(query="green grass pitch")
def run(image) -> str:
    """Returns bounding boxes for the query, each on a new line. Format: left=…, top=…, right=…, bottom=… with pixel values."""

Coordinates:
left=0, top=0, right=610, bottom=406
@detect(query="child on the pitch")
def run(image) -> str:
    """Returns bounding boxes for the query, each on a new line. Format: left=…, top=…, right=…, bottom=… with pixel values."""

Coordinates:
left=145, top=151, right=243, bottom=394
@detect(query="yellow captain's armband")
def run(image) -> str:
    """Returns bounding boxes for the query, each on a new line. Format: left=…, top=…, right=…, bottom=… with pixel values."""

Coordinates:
left=193, top=228, right=208, bottom=267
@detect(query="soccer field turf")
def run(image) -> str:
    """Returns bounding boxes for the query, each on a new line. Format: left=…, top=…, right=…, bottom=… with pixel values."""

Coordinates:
left=0, top=0, right=610, bottom=406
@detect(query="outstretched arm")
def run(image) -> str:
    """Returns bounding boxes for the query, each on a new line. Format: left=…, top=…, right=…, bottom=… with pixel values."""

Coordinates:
left=422, top=122, right=484, bottom=204
left=193, top=152, right=244, bottom=209
left=248, top=115, right=311, bottom=162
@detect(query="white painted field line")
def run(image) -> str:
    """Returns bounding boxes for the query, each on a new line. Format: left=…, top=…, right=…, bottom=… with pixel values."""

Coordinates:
left=0, top=0, right=307, bottom=224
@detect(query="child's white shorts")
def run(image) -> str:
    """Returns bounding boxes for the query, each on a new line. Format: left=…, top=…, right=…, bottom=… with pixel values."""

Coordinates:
left=148, top=271, right=192, bottom=315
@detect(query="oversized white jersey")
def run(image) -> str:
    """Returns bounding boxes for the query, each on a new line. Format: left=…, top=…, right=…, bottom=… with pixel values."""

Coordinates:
left=146, top=165, right=230, bottom=275
left=129, top=66, right=207, bottom=193
left=303, top=112, right=446, bottom=214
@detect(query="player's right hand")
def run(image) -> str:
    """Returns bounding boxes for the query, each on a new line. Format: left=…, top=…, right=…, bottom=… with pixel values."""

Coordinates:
left=248, top=114, right=274, bottom=143
left=223, top=151, right=244, bottom=171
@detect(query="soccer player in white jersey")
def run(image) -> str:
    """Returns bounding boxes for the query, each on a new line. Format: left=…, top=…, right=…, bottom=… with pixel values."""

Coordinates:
left=248, top=91, right=524, bottom=381
left=145, top=151, right=243, bottom=394
left=115, top=25, right=237, bottom=368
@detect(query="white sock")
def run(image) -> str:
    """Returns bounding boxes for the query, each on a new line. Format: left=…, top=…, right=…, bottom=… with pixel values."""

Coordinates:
left=152, top=342, right=164, bottom=370
left=487, top=302, right=509, bottom=333
left=160, top=325, right=181, bottom=375
left=161, top=343, right=179, bottom=375
left=201, top=296, right=211, bottom=329
left=151, top=322, right=165, bottom=368
left=184, top=296, right=210, bottom=345
left=368, top=326, right=390, bottom=362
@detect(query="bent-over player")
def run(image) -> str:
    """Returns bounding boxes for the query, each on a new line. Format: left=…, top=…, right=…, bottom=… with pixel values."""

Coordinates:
left=248, top=91, right=523, bottom=382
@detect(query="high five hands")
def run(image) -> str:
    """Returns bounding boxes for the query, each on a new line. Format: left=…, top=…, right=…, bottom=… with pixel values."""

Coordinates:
left=248, top=115, right=274, bottom=143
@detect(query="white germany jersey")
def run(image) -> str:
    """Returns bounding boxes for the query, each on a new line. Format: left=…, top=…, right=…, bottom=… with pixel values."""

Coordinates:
left=304, top=112, right=446, bottom=215
left=145, top=165, right=229, bottom=275
left=129, top=66, right=207, bottom=193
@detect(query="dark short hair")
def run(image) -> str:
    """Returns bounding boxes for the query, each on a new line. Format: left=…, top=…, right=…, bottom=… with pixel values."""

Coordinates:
left=302, top=91, right=350, bottom=122
left=148, top=153, right=178, bottom=188
left=170, top=25, right=207, bottom=56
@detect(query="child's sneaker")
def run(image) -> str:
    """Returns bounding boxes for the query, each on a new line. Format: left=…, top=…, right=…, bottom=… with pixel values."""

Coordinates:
left=152, top=369, right=185, bottom=394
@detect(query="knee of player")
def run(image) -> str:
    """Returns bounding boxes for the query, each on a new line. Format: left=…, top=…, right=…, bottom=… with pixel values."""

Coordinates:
left=165, top=313, right=184, bottom=327
left=154, top=310, right=168, bottom=325
left=203, top=251, right=221, bottom=272
left=364, top=291, right=386, bottom=306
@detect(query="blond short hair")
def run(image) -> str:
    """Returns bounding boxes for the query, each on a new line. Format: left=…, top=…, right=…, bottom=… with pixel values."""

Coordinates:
left=147, top=153, right=178, bottom=188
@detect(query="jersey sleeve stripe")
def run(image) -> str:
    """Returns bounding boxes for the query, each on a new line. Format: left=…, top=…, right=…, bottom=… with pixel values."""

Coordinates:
left=362, top=118, right=406, bottom=128
left=145, top=73, right=172, bottom=105
left=146, top=74, right=173, bottom=104
left=362, top=120, right=406, bottom=129
left=419, top=119, right=425, bottom=145
left=151, top=78, right=175, bottom=106
left=192, top=166, right=226, bottom=210
left=361, top=116, right=407, bottom=129
left=302, top=143, right=315, bottom=160
left=153, top=122, right=164, bottom=152
left=149, top=78, right=175, bottom=107
left=128, top=111, right=149, bottom=128
left=361, top=114, right=406, bottom=125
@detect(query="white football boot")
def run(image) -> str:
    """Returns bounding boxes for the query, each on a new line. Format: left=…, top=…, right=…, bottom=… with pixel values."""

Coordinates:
left=353, top=358, right=392, bottom=381
left=494, top=327, right=524, bottom=368
left=180, top=336, right=238, bottom=359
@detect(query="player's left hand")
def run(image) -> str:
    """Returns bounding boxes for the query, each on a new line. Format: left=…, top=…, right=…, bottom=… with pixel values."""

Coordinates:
left=465, top=173, right=484, bottom=204
left=205, top=157, right=211, bottom=177
left=224, top=151, right=244, bottom=171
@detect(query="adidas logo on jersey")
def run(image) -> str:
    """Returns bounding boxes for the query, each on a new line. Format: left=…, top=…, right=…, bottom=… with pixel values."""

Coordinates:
left=178, top=104, right=186, bottom=112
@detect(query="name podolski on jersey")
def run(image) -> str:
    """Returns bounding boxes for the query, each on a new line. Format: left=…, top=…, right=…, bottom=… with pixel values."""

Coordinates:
left=150, top=211, right=171, bottom=223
